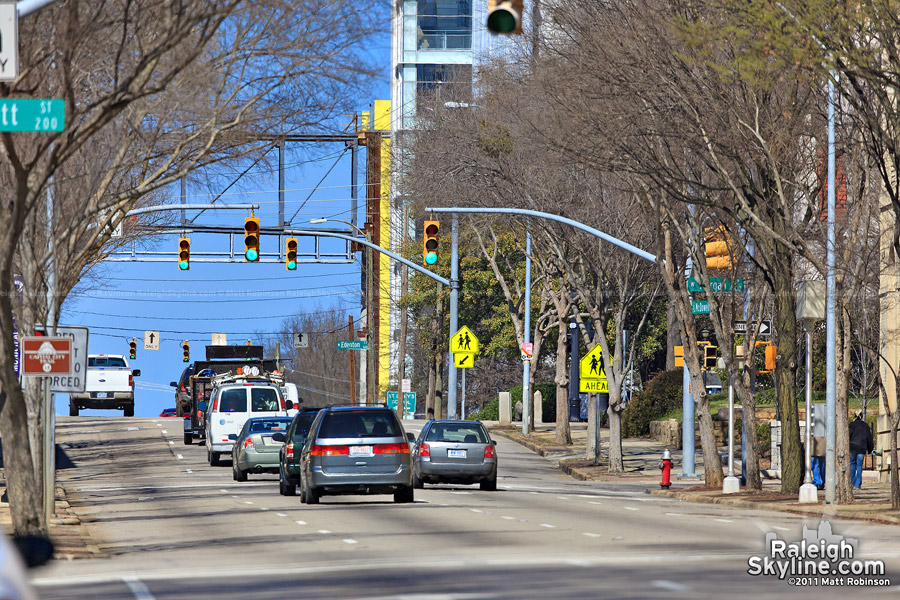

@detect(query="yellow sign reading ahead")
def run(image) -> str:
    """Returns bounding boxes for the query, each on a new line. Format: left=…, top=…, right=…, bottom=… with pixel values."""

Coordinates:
left=579, top=345, right=608, bottom=393
left=454, top=352, right=475, bottom=368
left=450, top=326, right=479, bottom=354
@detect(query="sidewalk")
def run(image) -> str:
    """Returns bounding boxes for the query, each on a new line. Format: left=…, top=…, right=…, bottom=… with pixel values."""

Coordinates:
left=490, top=422, right=900, bottom=526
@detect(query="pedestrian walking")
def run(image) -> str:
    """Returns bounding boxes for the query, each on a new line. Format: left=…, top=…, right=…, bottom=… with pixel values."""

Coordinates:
left=849, top=410, right=874, bottom=489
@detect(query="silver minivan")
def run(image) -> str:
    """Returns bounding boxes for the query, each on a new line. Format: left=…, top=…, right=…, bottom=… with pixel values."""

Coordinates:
left=205, top=383, right=290, bottom=466
left=299, top=406, right=414, bottom=504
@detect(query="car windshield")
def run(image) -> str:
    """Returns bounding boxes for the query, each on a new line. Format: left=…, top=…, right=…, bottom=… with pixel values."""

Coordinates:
left=88, top=357, right=127, bottom=367
left=318, top=411, right=402, bottom=438
left=251, top=388, right=280, bottom=412
left=218, top=389, right=247, bottom=412
left=249, top=418, right=291, bottom=433
left=425, top=424, right=489, bottom=444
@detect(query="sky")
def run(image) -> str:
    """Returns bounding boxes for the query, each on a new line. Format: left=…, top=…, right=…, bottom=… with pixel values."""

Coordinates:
left=57, top=76, right=392, bottom=418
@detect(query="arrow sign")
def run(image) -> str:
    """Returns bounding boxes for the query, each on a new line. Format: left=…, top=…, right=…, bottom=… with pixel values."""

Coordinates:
left=293, top=332, right=308, bottom=348
left=144, top=330, right=160, bottom=350
left=454, top=352, right=474, bottom=368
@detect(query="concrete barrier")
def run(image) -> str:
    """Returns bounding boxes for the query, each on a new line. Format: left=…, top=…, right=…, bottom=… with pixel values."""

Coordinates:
left=649, top=419, right=681, bottom=449
left=534, top=390, right=543, bottom=424
left=499, top=391, right=511, bottom=425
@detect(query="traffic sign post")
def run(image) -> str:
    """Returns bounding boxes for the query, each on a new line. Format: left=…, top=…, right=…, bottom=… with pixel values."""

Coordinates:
left=337, top=340, right=368, bottom=350
left=211, top=332, right=227, bottom=345
left=578, top=345, right=609, bottom=393
left=0, top=99, right=65, bottom=132
left=454, top=353, right=475, bottom=368
left=687, top=277, right=744, bottom=293
left=386, top=391, right=416, bottom=418
left=733, top=319, right=771, bottom=336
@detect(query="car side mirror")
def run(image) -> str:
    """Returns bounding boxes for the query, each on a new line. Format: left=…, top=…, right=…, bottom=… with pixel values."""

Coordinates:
left=272, top=432, right=285, bottom=443
left=406, top=432, right=416, bottom=444
left=169, top=381, right=178, bottom=387
left=491, top=440, right=497, bottom=446
left=132, top=369, right=141, bottom=377
left=228, top=434, right=237, bottom=441
left=285, top=400, right=294, bottom=411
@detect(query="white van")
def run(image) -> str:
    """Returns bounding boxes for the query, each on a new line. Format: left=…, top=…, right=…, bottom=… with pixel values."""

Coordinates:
left=205, top=383, right=291, bottom=465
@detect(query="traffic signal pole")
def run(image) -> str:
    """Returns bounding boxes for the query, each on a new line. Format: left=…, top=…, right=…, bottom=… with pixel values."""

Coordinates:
left=447, top=214, right=460, bottom=419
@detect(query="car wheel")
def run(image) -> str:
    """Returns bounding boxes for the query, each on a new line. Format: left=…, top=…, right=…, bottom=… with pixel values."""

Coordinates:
left=208, top=449, right=220, bottom=466
left=69, top=404, right=79, bottom=417
left=124, top=406, right=134, bottom=417
left=232, top=459, right=247, bottom=482
left=183, top=433, right=192, bottom=446
left=480, top=476, right=497, bottom=491
left=412, top=470, right=424, bottom=489
left=394, top=486, right=414, bottom=503
left=279, top=472, right=297, bottom=496
left=302, top=477, right=320, bottom=504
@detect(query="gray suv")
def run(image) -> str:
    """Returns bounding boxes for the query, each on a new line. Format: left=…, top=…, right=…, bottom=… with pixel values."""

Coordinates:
left=299, top=406, right=414, bottom=504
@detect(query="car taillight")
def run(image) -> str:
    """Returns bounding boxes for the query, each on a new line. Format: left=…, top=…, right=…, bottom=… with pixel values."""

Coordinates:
left=484, top=444, right=495, bottom=459
left=286, top=442, right=294, bottom=459
left=180, top=384, right=186, bottom=393
left=183, top=414, right=190, bottom=419
left=310, top=444, right=349, bottom=456
left=212, top=398, right=218, bottom=411
left=374, top=443, right=410, bottom=455
left=128, top=375, right=134, bottom=387
left=197, top=410, right=203, bottom=420
left=243, top=437, right=255, bottom=449
left=419, top=443, right=431, bottom=458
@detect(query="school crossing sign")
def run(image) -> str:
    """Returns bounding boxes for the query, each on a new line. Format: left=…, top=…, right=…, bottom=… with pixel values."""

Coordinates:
left=579, top=345, right=609, bottom=393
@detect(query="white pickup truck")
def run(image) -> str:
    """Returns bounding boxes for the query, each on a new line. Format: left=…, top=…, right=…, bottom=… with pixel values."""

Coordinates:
left=68, top=354, right=140, bottom=417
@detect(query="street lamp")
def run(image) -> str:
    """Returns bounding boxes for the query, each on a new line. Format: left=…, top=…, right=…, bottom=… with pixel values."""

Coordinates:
left=310, top=218, right=373, bottom=406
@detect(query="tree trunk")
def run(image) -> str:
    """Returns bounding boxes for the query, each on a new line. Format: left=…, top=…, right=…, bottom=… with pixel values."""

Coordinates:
left=607, top=405, right=624, bottom=471
left=666, top=302, right=680, bottom=371
left=554, top=324, right=572, bottom=445
left=835, top=306, right=853, bottom=503
left=689, top=369, right=723, bottom=487
left=0, top=389, right=43, bottom=536
left=771, top=243, right=802, bottom=493
left=892, top=410, right=900, bottom=510
left=434, top=352, right=443, bottom=420
left=733, top=383, right=761, bottom=489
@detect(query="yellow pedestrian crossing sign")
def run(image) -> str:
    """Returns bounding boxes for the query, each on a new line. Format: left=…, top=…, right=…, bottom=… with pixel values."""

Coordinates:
left=450, top=326, right=479, bottom=354
left=454, top=352, right=475, bottom=368
left=579, top=345, right=608, bottom=393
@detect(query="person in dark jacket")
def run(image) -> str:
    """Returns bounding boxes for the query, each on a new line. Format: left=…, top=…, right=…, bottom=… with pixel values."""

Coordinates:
left=849, top=411, right=874, bottom=489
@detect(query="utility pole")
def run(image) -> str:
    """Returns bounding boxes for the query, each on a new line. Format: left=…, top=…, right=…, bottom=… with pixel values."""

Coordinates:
left=396, top=204, right=410, bottom=419
left=366, top=132, right=383, bottom=404
left=349, top=315, right=357, bottom=406
left=447, top=213, right=460, bottom=419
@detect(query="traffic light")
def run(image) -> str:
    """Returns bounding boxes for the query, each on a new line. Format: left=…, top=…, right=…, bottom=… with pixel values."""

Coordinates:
left=182, top=340, right=190, bottom=363
left=704, top=345, right=718, bottom=370
left=423, top=220, right=439, bottom=265
left=487, top=0, right=523, bottom=34
left=244, top=217, right=260, bottom=262
left=765, top=344, right=777, bottom=371
left=704, top=226, right=733, bottom=270
left=285, top=237, right=298, bottom=271
left=178, top=237, right=190, bottom=271
left=129, top=338, right=137, bottom=360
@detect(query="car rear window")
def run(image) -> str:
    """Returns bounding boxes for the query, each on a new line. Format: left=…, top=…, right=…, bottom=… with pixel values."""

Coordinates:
left=249, top=418, right=291, bottom=432
left=425, top=424, right=489, bottom=444
left=317, top=411, right=402, bottom=439
left=251, top=388, right=280, bottom=412
left=219, top=389, right=247, bottom=412
left=294, top=411, right=320, bottom=440
left=88, top=357, right=127, bottom=367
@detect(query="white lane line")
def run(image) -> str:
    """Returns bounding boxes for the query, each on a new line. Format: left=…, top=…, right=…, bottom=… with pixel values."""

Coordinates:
left=220, top=489, right=229, bottom=493
left=652, top=580, right=691, bottom=593
left=260, top=507, right=269, bottom=511
left=501, top=516, right=515, bottom=520
left=231, top=496, right=240, bottom=499
left=161, top=430, right=167, bottom=434
left=168, top=441, right=174, bottom=445
left=156, top=424, right=162, bottom=427
left=244, top=501, right=254, bottom=505
left=122, top=576, right=156, bottom=600
left=772, top=526, right=790, bottom=531
left=583, top=533, right=601, bottom=538
left=624, top=507, right=639, bottom=511
left=343, top=539, right=358, bottom=545
left=470, top=509, right=483, bottom=513
left=185, top=470, right=193, bottom=474
left=276, top=513, right=287, bottom=517
left=556, top=496, right=569, bottom=500
left=176, top=454, right=183, bottom=460
left=126, top=427, right=140, bottom=431
left=539, top=524, right=555, bottom=528
left=664, top=513, right=683, bottom=517
left=318, top=530, right=331, bottom=534
left=295, top=521, right=307, bottom=525
left=588, top=501, right=602, bottom=505
left=715, top=519, right=733, bottom=523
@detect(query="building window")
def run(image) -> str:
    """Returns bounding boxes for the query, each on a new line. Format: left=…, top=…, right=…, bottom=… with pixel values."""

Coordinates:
left=417, top=0, right=472, bottom=50
left=416, top=64, right=473, bottom=109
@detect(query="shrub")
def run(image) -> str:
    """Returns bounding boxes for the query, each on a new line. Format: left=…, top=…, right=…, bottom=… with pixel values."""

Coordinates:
left=622, top=370, right=683, bottom=437
left=510, top=382, right=556, bottom=422
left=757, top=422, right=771, bottom=450
left=468, top=396, right=499, bottom=421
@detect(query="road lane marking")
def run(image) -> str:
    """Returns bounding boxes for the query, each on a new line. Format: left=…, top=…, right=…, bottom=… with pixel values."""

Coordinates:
left=138, top=497, right=154, bottom=501
left=343, top=539, right=358, bottom=545
left=583, top=533, right=601, bottom=538
left=176, top=454, right=183, bottom=460
left=161, top=430, right=167, bottom=434
left=185, top=470, right=193, bottom=474
left=664, top=513, right=683, bottom=517
left=318, top=530, right=331, bottom=534
left=501, top=516, right=515, bottom=520
left=539, top=524, right=555, bottom=528
left=156, top=424, right=161, bottom=427
left=588, top=501, right=602, bottom=505
left=122, top=576, right=156, bottom=600
left=168, top=441, right=174, bottom=445
left=556, top=496, right=569, bottom=500
left=772, top=526, right=790, bottom=531
left=652, top=580, right=691, bottom=592
left=220, top=489, right=229, bottom=493
left=715, top=519, right=733, bottom=523
left=470, top=509, right=483, bottom=513
left=244, top=501, right=254, bottom=505
left=295, top=521, right=307, bottom=525
left=126, top=427, right=140, bottom=431
left=623, top=507, right=639, bottom=511
left=276, top=513, right=287, bottom=517
left=260, top=507, right=269, bottom=511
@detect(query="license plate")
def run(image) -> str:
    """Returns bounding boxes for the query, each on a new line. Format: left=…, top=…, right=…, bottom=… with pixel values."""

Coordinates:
left=95, top=392, right=107, bottom=399
left=350, top=445, right=373, bottom=457
left=448, top=449, right=467, bottom=458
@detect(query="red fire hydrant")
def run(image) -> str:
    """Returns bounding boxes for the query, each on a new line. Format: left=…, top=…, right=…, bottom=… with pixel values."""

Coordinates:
left=659, top=449, right=673, bottom=489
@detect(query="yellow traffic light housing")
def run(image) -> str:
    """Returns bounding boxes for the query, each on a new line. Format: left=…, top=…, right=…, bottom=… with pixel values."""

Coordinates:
left=423, top=220, right=440, bottom=265
left=129, top=338, right=137, bottom=360
left=765, top=344, right=777, bottom=371
left=182, top=340, right=190, bottom=363
left=704, top=345, right=718, bottom=370
left=244, top=217, right=260, bottom=262
left=487, top=0, right=523, bottom=34
left=285, top=237, right=298, bottom=271
left=674, top=345, right=684, bottom=368
left=704, top=226, right=733, bottom=270
left=178, top=237, right=190, bottom=271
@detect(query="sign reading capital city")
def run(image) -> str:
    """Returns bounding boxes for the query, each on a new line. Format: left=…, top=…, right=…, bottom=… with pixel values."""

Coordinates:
left=450, top=326, right=479, bottom=369
left=20, top=337, right=72, bottom=376
left=579, top=345, right=609, bottom=393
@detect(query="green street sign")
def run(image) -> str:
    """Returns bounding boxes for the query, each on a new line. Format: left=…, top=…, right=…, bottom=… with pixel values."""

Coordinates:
left=687, top=277, right=744, bottom=293
left=337, top=340, right=368, bottom=350
left=386, top=391, right=416, bottom=414
left=0, top=99, right=65, bottom=132
left=692, top=300, right=710, bottom=315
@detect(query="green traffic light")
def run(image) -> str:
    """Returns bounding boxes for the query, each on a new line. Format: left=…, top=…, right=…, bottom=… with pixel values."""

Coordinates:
left=179, top=260, right=189, bottom=270
left=245, top=248, right=259, bottom=261
left=425, top=252, right=437, bottom=265
left=487, top=9, right=516, bottom=33
left=287, top=260, right=297, bottom=270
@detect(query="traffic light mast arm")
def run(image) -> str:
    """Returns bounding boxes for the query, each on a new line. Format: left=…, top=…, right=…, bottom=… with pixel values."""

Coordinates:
left=125, top=203, right=259, bottom=217
left=290, top=229, right=450, bottom=286
left=425, top=207, right=657, bottom=264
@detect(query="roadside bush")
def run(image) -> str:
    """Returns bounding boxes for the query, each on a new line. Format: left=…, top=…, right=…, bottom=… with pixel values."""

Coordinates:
left=622, top=370, right=683, bottom=437
left=468, top=396, right=499, bottom=421
left=510, top=382, right=556, bottom=422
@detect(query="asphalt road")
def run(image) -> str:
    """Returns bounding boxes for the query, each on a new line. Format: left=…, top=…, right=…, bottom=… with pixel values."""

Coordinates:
left=29, top=417, right=900, bottom=599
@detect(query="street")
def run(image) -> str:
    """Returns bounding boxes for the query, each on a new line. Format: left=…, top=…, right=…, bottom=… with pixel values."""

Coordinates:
left=28, top=417, right=900, bottom=599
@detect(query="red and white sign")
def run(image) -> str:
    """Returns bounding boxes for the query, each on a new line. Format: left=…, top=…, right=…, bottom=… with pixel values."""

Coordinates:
left=520, top=342, right=534, bottom=362
left=20, top=336, right=72, bottom=376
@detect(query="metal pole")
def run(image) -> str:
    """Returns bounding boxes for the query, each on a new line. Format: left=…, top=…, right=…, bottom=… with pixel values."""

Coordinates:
left=805, top=324, right=813, bottom=485
left=447, top=213, right=459, bottom=419
left=350, top=141, right=358, bottom=232
left=180, top=178, right=186, bottom=226
left=349, top=316, right=357, bottom=406
left=278, top=141, right=285, bottom=226
left=521, top=231, right=532, bottom=436
left=43, top=176, right=56, bottom=526
left=366, top=226, right=375, bottom=406
left=594, top=393, right=600, bottom=464
left=728, top=382, right=735, bottom=477
left=825, top=74, right=837, bottom=504
left=461, top=368, right=466, bottom=420
left=681, top=361, right=697, bottom=478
